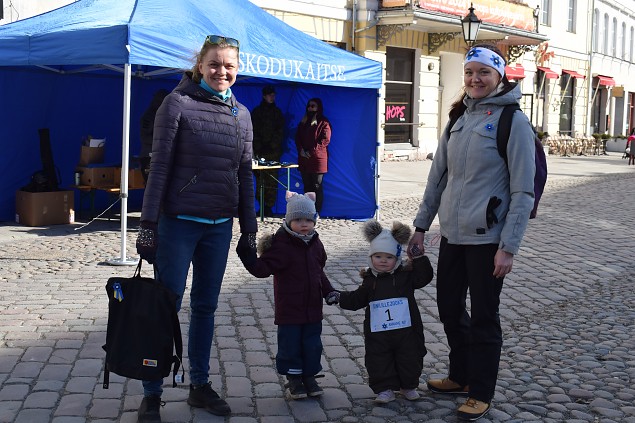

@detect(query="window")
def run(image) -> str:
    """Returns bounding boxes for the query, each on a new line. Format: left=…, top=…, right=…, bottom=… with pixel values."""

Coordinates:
left=559, top=74, right=574, bottom=135
left=567, top=0, right=576, bottom=33
left=385, top=47, right=414, bottom=144
left=602, top=13, right=609, bottom=54
left=535, top=70, right=548, bottom=100
left=592, top=10, right=599, bottom=52
left=612, top=17, right=617, bottom=57
left=541, top=0, right=550, bottom=26
left=622, top=23, right=626, bottom=60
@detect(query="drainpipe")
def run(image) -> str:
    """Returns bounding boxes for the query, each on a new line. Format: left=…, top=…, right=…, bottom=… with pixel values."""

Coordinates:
left=352, top=0, right=357, bottom=53
left=585, top=0, right=595, bottom=136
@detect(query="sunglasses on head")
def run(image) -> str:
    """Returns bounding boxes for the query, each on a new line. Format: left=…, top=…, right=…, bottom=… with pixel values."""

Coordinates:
left=205, top=35, right=240, bottom=49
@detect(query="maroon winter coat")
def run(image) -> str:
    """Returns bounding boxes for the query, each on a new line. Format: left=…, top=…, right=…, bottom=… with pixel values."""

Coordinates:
left=244, top=226, right=335, bottom=325
left=295, top=98, right=331, bottom=174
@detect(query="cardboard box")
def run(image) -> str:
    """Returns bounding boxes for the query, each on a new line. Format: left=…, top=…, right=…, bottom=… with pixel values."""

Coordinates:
left=15, top=190, right=75, bottom=227
left=113, top=168, right=146, bottom=189
left=76, top=166, right=116, bottom=187
left=78, top=145, right=105, bottom=165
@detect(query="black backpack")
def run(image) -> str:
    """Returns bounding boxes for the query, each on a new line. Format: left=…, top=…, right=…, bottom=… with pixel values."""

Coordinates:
left=102, top=261, right=183, bottom=388
left=448, top=104, right=547, bottom=219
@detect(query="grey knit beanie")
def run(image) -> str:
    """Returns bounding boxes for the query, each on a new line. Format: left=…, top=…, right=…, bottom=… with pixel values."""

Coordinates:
left=285, top=191, right=318, bottom=224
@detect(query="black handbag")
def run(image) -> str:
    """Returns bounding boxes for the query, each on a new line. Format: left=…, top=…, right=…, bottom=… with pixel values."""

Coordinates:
left=102, top=260, right=183, bottom=388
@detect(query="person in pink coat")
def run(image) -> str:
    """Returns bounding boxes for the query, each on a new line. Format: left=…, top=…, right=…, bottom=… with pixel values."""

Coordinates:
left=295, top=98, right=331, bottom=213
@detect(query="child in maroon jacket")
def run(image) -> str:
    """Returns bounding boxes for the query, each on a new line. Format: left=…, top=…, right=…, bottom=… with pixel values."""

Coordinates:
left=236, top=191, right=338, bottom=400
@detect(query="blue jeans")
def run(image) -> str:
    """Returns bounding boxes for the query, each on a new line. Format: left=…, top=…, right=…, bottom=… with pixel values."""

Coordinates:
left=276, top=322, right=323, bottom=377
left=142, top=215, right=233, bottom=397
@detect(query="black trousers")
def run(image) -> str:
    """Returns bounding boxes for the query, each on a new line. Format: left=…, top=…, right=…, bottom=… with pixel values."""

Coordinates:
left=300, top=172, right=324, bottom=213
left=254, top=169, right=279, bottom=213
left=436, top=237, right=503, bottom=403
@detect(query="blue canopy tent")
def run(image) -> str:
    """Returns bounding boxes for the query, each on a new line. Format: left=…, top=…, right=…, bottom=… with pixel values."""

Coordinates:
left=0, top=0, right=382, bottom=263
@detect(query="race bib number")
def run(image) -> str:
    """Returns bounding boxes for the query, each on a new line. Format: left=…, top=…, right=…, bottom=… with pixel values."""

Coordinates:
left=369, top=297, right=411, bottom=333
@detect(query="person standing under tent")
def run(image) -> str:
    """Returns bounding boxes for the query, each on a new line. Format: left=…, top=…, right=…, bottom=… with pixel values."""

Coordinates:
left=295, top=97, right=331, bottom=215
left=139, top=88, right=169, bottom=184
left=251, top=85, right=285, bottom=216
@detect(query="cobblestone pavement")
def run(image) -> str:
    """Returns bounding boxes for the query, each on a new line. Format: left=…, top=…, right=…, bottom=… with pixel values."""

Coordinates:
left=0, top=155, right=634, bottom=423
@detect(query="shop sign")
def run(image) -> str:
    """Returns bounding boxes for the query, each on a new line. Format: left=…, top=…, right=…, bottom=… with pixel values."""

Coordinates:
left=386, top=102, right=410, bottom=123
left=417, top=0, right=535, bottom=32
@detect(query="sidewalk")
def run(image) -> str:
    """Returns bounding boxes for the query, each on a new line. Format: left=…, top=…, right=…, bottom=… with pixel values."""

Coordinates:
left=0, top=153, right=634, bottom=422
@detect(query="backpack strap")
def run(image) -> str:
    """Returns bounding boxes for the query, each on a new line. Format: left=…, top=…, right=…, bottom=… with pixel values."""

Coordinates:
left=496, top=104, right=522, bottom=165
left=170, top=309, right=184, bottom=387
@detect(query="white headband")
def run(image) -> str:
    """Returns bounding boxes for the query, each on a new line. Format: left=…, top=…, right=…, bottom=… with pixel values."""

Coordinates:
left=465, top=47, right=506, bottom=78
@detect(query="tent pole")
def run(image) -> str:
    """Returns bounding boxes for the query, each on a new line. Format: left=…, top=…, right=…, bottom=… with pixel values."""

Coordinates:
left=375, top=91, right=381, bottom=220
left=107, top=61, right=136, bottom=266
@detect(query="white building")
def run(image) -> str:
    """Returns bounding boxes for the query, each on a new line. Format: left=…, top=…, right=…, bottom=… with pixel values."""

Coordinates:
left=588, top=0, right=635, bottom=137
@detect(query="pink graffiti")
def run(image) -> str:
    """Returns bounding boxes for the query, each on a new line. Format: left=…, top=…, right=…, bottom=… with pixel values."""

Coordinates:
left=386, top=105, right=406, bottom=120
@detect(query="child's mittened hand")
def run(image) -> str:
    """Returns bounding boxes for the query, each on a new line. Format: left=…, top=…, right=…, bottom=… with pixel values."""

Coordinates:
left=409, top=244, right=423, bottom=257
left=325, top=291, right=340, bottom=305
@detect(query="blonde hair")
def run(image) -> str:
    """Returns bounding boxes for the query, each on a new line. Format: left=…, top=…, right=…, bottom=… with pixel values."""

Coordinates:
left=191, top=40, right=239, bottom=84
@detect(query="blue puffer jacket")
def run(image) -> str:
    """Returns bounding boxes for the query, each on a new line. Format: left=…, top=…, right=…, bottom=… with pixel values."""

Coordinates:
left=141, top=72, right=257, bottom=234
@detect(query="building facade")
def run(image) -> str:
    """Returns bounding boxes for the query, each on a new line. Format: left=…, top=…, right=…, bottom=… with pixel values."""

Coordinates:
left=5, top=0, right=635, bottom=157
left=0, top=0, right=74, bottom=23
left=587, top=0, right=635, bottom=137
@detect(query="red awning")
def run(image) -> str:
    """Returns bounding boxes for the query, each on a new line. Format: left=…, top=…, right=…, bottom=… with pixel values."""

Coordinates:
left=596, top=75, right=615, bottom=86
left=562, top=69, right=585, bottom=79
left=536, top=66, right=559, bottom=79
left=505, top=64, right=525, bottom=80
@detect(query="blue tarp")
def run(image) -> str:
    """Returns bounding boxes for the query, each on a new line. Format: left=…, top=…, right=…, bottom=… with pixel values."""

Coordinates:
left=0, top=0, right=381, bottom=222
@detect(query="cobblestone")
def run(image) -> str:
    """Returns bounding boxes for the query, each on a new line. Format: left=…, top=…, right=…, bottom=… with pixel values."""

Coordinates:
left=0, top=155, right=634, bottom=422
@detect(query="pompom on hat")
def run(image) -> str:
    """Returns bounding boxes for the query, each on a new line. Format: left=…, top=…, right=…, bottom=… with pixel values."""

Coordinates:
left=363, top=220, right=412, bottom=259
left=285, top=191, right=318, bottom=224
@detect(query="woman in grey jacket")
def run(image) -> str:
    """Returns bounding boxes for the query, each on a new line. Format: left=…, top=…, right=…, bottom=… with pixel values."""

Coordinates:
left=408, top=44, right=535, bottom=422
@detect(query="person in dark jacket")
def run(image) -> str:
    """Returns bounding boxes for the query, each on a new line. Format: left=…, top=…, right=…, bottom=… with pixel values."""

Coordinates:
left=236, top=191, right=338, bottom=400
left=295, top=98, right=331, bottom=214
left=251, top=85, right=285, bottom=215
left=135, top=35, right=257, bottom=422
left=139, top=88, right=168, bottom=184
left=333, top=220, right=433, bottom=404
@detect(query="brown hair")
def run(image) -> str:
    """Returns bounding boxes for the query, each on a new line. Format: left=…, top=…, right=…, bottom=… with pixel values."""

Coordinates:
left=190, top=40, right=239, bottom=84
left=448, top=43, right=514, bottom=122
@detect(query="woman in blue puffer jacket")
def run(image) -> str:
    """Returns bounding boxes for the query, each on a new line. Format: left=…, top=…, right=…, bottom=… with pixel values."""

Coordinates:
left=135, top=35, right=257, bottom=422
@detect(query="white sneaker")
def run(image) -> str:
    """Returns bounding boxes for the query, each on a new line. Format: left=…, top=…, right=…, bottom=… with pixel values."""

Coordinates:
left=374, top=390, right=396, bottom=403
left=400, top=388, right=420, bottom=401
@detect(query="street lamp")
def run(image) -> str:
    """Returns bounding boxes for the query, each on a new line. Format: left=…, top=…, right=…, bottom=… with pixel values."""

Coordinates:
left=461, top=3, right=482, bottom=47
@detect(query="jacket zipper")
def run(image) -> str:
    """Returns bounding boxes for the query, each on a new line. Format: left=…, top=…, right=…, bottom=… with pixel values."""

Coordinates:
left=179, top=172, right=198, bottom=194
